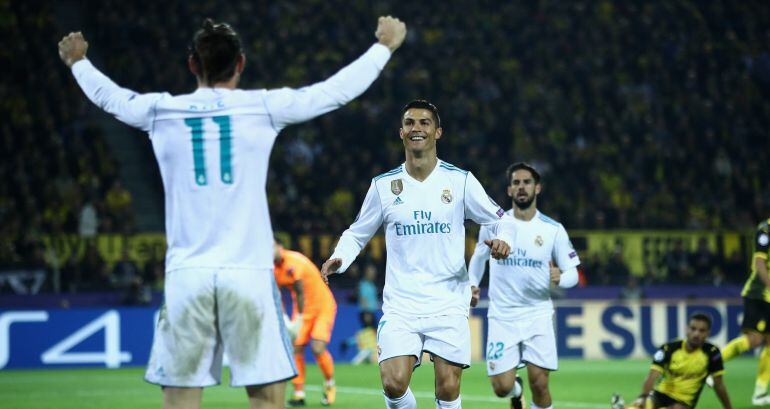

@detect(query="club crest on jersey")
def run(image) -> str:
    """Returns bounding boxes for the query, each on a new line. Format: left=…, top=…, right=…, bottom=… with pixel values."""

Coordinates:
left=391, top=179, right=403, bottom=195
left=488, top=361, right=495, bottom=370
left=441, top=189, right=452, bottom=204
left=535, top=236, right=544, bottom=247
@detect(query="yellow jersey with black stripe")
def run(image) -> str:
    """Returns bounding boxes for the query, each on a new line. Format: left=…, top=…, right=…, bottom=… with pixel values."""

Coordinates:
left=651, top=340, right=724, bottom=407
left=743, top=218, right=770, bottom=302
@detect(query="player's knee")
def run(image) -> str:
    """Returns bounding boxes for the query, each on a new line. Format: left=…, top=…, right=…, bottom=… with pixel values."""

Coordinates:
left=381, top=373, right=409, bottom=398
left=528, top=374, right=549, bottom=399
left=490, top=379, right=513, bottom=398
left=491, top=376, right=514, bottom=398
left=310, top=342, right=326, bottom=355
left=434, top=376, right=460, bottom=401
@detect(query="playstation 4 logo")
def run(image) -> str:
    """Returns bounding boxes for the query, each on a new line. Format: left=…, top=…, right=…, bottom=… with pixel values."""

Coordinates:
left=393, top=197, right=404, bottom=205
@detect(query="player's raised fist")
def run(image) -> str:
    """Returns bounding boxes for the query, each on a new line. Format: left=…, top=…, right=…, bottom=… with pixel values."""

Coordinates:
left=375, top=16, right=406, bottom=53
left=58, top=31, right=88, bottom=68
left=320, top=258, right=343, bottom=285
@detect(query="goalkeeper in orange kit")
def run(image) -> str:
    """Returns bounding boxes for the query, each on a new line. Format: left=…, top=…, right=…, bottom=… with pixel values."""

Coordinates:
left=274, top=238, right=338, bottom=406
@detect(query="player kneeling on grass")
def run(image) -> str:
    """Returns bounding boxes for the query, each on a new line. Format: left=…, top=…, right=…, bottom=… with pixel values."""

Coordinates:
left=611, top=313, right=732, bottom=409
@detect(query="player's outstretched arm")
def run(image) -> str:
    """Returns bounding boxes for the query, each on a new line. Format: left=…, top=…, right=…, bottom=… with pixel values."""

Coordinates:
left=58, top=31, right=162, bottom=131
left=712, top=375, right=733, bottom=409
left=320, top=258, right=342, bottom=285
left=58, top=32, right=88, bottom=67
left=262, top=16, right=406, bottom=129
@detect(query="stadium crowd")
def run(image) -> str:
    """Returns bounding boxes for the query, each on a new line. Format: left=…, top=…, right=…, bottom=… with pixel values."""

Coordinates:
left=1, top=1, right=769, bottom=292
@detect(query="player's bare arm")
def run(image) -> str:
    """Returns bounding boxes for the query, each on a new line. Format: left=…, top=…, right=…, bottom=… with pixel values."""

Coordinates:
left=484, top=239, right=511, bottom=259
left=632, top=369, right=660, bottom=408
left=320, top=258, right=342, bottom=285
left=58, top=31, right=88, bottom=67
left=549, top=261, right=561, bottom=286
left=470, top=286, right=480, bottom=307
left=375, top=16, right=407, bottom=53
left=712, top=375, right=733, bottom=409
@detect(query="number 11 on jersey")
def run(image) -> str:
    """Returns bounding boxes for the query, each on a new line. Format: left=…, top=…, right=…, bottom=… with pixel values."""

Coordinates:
left=184, top=115, right=233, bottom=186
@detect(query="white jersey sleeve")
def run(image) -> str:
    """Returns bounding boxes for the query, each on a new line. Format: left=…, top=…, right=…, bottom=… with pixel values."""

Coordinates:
left=468, top=225, right=492, bottom=287
left=463, top=172, right=516, bottom=246
left=71, top=60, right=165, bottom=131
left=330, top=180, right=383, bottom=272
left=552, top=224, right=581, bottom=270
left=263, top=44, right=391, bottom=130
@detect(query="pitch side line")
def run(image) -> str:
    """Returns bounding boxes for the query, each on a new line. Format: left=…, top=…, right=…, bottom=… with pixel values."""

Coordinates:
left=304, top=385, right=606, bottom=408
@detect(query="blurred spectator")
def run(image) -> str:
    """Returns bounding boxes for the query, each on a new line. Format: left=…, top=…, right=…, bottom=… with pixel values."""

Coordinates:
left=142, top=254, right=165, bottom=292
left=690, top=237, right=719, bottom=284
left=620, top=276, right=643, bottom=300
left=112, top=247, right=140, bottom=289
left=78, top=196, right=99, bottom=238
left=104, top=180, right=133, bottom=232
left=357, top=262, right=380, bottom=329
left=80, top=242, right=110, bottom=291
left=663, top=239, right=692, bottom=283
left=722, top=250, right=747, bottom=284
left=584, top=253, right=610, bottom=285
left=606, top=248, right=632, bottom=285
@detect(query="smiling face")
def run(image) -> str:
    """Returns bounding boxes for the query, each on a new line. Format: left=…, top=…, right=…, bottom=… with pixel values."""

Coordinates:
left=507, top=169, right=541, bottom=210
left=399, top=108, right=442, bottom=154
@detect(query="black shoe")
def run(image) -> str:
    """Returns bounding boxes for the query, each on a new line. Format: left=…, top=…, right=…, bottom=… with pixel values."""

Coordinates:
left=510, top=376, right=525, bottom=409
left=611, top=393, right=625, bottom=409
left=287, top=398, right=306, bottom=407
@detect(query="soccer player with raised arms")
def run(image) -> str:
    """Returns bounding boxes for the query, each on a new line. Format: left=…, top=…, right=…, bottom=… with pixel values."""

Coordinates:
left=468, top=162, right=580, bottom=409
left=58, top=16, right=405, bottom=409
left=321, top=100, right=516, bottom=409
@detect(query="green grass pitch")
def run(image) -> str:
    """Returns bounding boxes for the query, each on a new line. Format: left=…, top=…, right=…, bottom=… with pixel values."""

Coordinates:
left=0, top=358, right=756, bottom=408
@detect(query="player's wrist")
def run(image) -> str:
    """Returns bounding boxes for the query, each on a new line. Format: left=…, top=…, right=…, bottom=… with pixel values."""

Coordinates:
left=67, top=56, right=86, bottom=68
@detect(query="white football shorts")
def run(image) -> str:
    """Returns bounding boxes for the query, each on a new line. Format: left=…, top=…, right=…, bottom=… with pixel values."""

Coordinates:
left=485, top=313, right=557, bottom=376
left=377, top=312, right=470, bottom=368
left=145, top=268, right=296, bottom=387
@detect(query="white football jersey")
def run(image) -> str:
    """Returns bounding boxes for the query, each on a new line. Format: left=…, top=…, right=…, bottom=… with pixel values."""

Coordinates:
left=71, top=44, right=391, bottom=272
left=331, top=160, right=516, bottom=318
left=469, top=210, right=580, bottom=320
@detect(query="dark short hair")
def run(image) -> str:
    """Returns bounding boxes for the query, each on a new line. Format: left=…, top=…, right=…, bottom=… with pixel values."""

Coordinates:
left=401, top=99, right=441, bottom=128
left=189, top=18, right=242, bottom=85
left=506, top=162, right=541, bottom=184
left=689, top=312, right=712, bottom=330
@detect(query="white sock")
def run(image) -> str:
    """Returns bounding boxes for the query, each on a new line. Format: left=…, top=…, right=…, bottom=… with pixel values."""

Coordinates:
left=435, top=395, right=462, bottom=408
left=384, top=387, right=417, bottom=409
left=530, top=404, right=552, bottom=409
left=504, top=381, right=523, bottom=398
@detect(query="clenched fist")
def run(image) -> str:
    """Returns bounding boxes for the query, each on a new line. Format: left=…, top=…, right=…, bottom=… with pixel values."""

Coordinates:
left=58, top=31, right=88, bottom=67
left=375, top=16, right=407, bottom=53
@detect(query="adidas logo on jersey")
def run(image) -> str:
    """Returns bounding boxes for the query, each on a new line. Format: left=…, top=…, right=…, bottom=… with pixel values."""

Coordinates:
left=393, top=197, right=404, bottom=205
